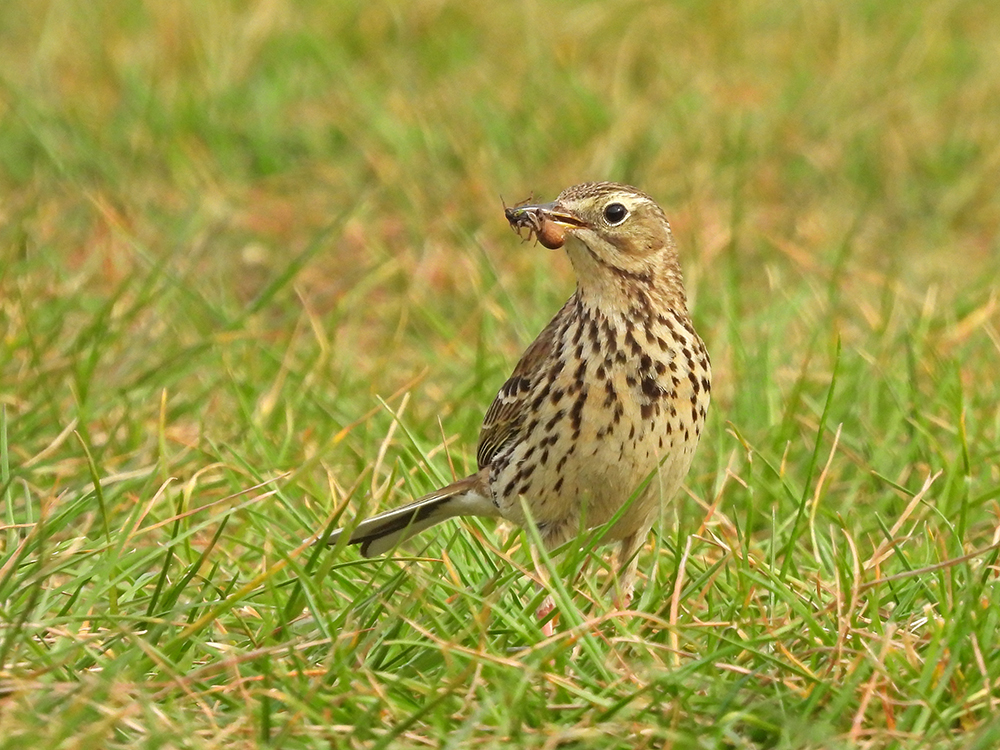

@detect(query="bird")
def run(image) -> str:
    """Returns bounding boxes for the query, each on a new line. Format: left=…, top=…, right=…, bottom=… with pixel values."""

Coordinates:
left=327, top=181, right=711, bottom=607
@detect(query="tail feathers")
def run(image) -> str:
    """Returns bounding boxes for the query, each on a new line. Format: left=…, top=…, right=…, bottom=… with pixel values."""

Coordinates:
left=327, top=476, right=497, bottom=558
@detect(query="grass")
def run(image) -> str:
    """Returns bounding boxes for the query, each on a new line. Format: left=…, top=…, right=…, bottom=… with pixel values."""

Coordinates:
left=1, top=0, right=1000, bottom=747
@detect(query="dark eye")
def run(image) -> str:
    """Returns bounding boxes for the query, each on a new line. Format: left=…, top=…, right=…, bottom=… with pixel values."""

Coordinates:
left=603, top=202, right=628, bottom=225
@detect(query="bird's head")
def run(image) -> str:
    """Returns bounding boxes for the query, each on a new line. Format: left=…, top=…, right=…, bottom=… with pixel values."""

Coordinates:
left=505, top=182, right=686, bottom=311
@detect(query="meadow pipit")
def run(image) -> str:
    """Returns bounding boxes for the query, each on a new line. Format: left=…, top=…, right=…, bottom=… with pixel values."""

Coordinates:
left=327, top=182, right=711, bottom=604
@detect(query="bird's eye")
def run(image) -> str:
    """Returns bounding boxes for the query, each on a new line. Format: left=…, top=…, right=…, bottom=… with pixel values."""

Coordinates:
left=603, top=202, right=629, bottom=226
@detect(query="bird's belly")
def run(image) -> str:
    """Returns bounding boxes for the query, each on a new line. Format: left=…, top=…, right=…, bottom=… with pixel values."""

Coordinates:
left=489, top=379, right=704, bottom=540
left=486, top=303, right=711, bottom=543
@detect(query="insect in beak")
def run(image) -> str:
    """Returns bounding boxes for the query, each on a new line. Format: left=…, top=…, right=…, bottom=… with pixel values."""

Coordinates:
left=505, top=201, right=586, bottom=249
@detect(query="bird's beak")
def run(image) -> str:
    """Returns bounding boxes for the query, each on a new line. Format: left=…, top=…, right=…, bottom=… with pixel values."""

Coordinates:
left=505, top=201, right=586, bottom=249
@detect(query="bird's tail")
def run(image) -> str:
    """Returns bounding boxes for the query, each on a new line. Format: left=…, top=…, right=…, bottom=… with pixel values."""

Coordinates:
left=326, top=475, right=497, bottom=558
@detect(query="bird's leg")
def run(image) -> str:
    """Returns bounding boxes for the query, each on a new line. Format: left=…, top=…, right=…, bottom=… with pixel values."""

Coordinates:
left=607, top=531, right=648, bottom=609
left=528, top=520, right=578, bottom=636
left=528, top=545, right=557, bottom=636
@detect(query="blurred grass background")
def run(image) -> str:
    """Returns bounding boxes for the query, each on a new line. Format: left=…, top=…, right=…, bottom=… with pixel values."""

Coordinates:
left=1, top=1, right=999, bottom=748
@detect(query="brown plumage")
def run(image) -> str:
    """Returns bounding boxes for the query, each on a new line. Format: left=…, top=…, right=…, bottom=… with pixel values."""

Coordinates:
left=327, top=182, right=711, bottom=605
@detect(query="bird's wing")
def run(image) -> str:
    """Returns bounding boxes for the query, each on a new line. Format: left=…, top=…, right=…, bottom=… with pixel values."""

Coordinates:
left=476, top=298, right=575, bottom=469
